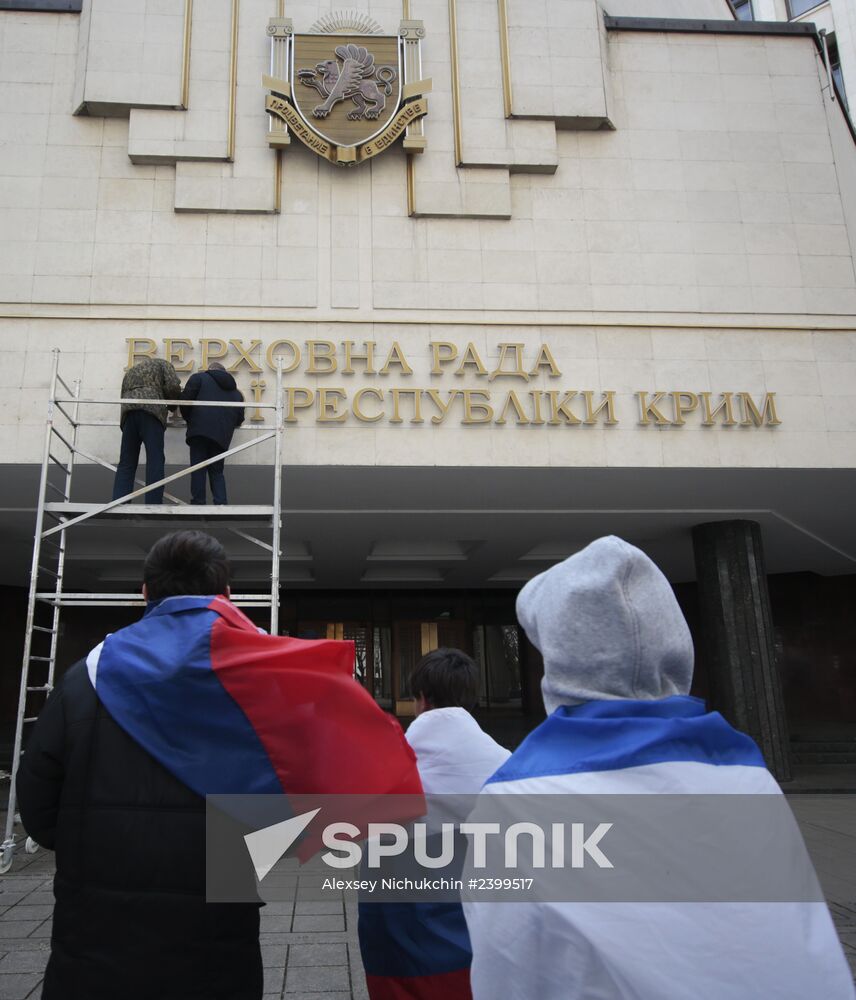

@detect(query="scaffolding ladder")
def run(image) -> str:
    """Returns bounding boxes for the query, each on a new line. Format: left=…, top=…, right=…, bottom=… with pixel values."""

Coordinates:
left=1, top=349, right=285, bottom=874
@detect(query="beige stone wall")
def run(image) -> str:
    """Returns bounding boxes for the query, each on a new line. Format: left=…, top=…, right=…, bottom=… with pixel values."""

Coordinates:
left=73, top=0, right=187, bottom=116
left=1, top=318, right=853, bottom=474
left=1, top=3, right=855, bottom=476
left=2, top=6, right=854, bottom=307
left=604, top=0, right=733, bottom=17
left=756, top=0, right=856, bottom=130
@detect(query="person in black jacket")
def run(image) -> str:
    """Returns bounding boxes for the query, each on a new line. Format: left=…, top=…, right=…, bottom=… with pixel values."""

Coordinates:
left=180, top=362, right=245, bottom=505
left=16, top=532, right=262, bottom=1000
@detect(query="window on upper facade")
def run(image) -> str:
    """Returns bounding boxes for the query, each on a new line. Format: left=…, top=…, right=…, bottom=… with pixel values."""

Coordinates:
left=787, top=0, right=828, bottom=17
left=730, top=0, right=755, bottom=20
left=826, top=33, right=849, bottom=109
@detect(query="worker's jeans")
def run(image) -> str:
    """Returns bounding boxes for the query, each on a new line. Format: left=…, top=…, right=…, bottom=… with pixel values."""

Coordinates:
left=112, top=411, right=166, bottom=504
left=189, top=436, right=228, bottom=505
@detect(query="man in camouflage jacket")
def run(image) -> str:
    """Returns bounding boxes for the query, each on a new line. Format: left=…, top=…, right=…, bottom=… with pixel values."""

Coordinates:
left=112, top=358, right=182, bottom=504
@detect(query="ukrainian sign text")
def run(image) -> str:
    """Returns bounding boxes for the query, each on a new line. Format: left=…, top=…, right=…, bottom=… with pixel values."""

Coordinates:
left=126, top=338, right=782, bottom=430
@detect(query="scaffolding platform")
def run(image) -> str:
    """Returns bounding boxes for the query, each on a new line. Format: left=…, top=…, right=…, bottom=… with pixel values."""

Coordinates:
left=44, top=502, right=276, bottom=520
left=34, top=593, right=275, bottom=607
left=1, top=349, right=285, bottom=874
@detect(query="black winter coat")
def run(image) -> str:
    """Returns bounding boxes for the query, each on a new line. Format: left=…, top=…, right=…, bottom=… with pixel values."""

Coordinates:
left=16, top=661, right=262, bottom=1000
left=180, top=369, right=245, bottom=450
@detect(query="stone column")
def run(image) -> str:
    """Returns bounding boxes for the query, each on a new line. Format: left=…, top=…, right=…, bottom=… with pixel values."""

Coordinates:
left=266, top=17, right=293, bottom=148
left=692, top=520, right=791, bottom=781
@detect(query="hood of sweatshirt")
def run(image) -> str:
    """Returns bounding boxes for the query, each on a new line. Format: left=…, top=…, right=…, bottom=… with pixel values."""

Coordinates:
left=207, top=368, right=238, bottom=391
left=516, top=536, right=694, bottom=714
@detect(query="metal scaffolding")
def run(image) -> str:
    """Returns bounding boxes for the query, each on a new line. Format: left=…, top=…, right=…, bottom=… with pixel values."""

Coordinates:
left=1, top=349, right=284, bottom=874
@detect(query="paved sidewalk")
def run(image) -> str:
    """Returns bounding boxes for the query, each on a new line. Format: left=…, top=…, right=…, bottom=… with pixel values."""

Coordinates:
left=789, top=794, right=856, bottom=980
left=1, top=795, right=854, bottom=999
left=0, top=831, right=368, bottom=1000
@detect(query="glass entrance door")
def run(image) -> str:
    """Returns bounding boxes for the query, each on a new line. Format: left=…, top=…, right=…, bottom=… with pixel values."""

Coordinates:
left=296, top=620, right=376, bottom=695
left=392, top=620, right=469, bottom=716
left=293, top=616, right=520, bottom=718
left=472, top=624, right=522, bottom=710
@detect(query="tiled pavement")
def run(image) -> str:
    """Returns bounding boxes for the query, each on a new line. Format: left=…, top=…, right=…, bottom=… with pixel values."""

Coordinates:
left=789, top=794, right=856, bottom=982
left=0, top=829, right=369, bottom=1000
left=2, top=796, right=855, bottom=999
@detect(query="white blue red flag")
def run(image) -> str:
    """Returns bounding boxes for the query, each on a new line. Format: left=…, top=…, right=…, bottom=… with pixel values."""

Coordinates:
left=462, top=697, right=856, bottom=1000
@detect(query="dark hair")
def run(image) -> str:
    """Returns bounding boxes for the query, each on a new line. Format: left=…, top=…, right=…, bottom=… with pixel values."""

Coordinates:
left=410, top=647, right=479, bottom=710
left=143, top=531, right=230, bottom=600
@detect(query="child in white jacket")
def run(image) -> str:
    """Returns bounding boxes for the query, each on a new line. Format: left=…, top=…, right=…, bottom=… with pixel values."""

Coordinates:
left=406, top=648, right=511, bottom=797
left=358, top=648, right=510, bottom=1000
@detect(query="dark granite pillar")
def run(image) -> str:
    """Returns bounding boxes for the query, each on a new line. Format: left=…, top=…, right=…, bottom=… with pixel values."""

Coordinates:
left=692, top=520, right=791, bottom=781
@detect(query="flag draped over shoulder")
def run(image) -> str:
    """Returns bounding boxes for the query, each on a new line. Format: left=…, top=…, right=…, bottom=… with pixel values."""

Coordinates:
left=462, top=697, right=856, bottom=1000
left=359, top=709, right=511, bottom=1000
left=360, top=903, right=473, bottom=1000
left=89, top=595, right=422, bottom=801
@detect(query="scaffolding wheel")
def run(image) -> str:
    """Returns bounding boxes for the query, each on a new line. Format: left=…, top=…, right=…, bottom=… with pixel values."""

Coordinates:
left=25, top=837, right=38, bottom=855
left=0, top=842, right=13, bottom=875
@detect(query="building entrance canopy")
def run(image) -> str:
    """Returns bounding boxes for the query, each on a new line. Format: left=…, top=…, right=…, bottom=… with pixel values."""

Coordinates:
left=1, top=464, right=853, bottom=592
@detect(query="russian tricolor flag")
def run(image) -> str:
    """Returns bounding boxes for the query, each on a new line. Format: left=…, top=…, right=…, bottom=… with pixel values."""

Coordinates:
left=359, top=900, right=473, bottom=999
left=461, top=697, right=856, bottom=1000
left=87, top=595, right=423, bottom=802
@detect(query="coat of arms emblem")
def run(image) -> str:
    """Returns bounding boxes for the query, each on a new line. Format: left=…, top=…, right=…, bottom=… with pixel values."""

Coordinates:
left=299, top=43, right=397, bottom=121
left=263, top=11, right=430, bottom=166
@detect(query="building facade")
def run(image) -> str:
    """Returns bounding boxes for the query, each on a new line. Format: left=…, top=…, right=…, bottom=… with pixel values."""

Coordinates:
left=1, top=0, right=855, bottom=772
left=740, top=0, right=856, bottom=113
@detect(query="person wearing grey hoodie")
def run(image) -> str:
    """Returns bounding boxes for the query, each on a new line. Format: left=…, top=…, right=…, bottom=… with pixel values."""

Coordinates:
left=462, top=535, right=855, bottom=1000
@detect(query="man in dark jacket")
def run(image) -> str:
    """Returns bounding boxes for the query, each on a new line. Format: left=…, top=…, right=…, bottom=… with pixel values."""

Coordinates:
left=180, top=362, right=245, bottom=505
left=16, top=532, right=262, bottom=1000
left=112, top=356, right=182, bottom=504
